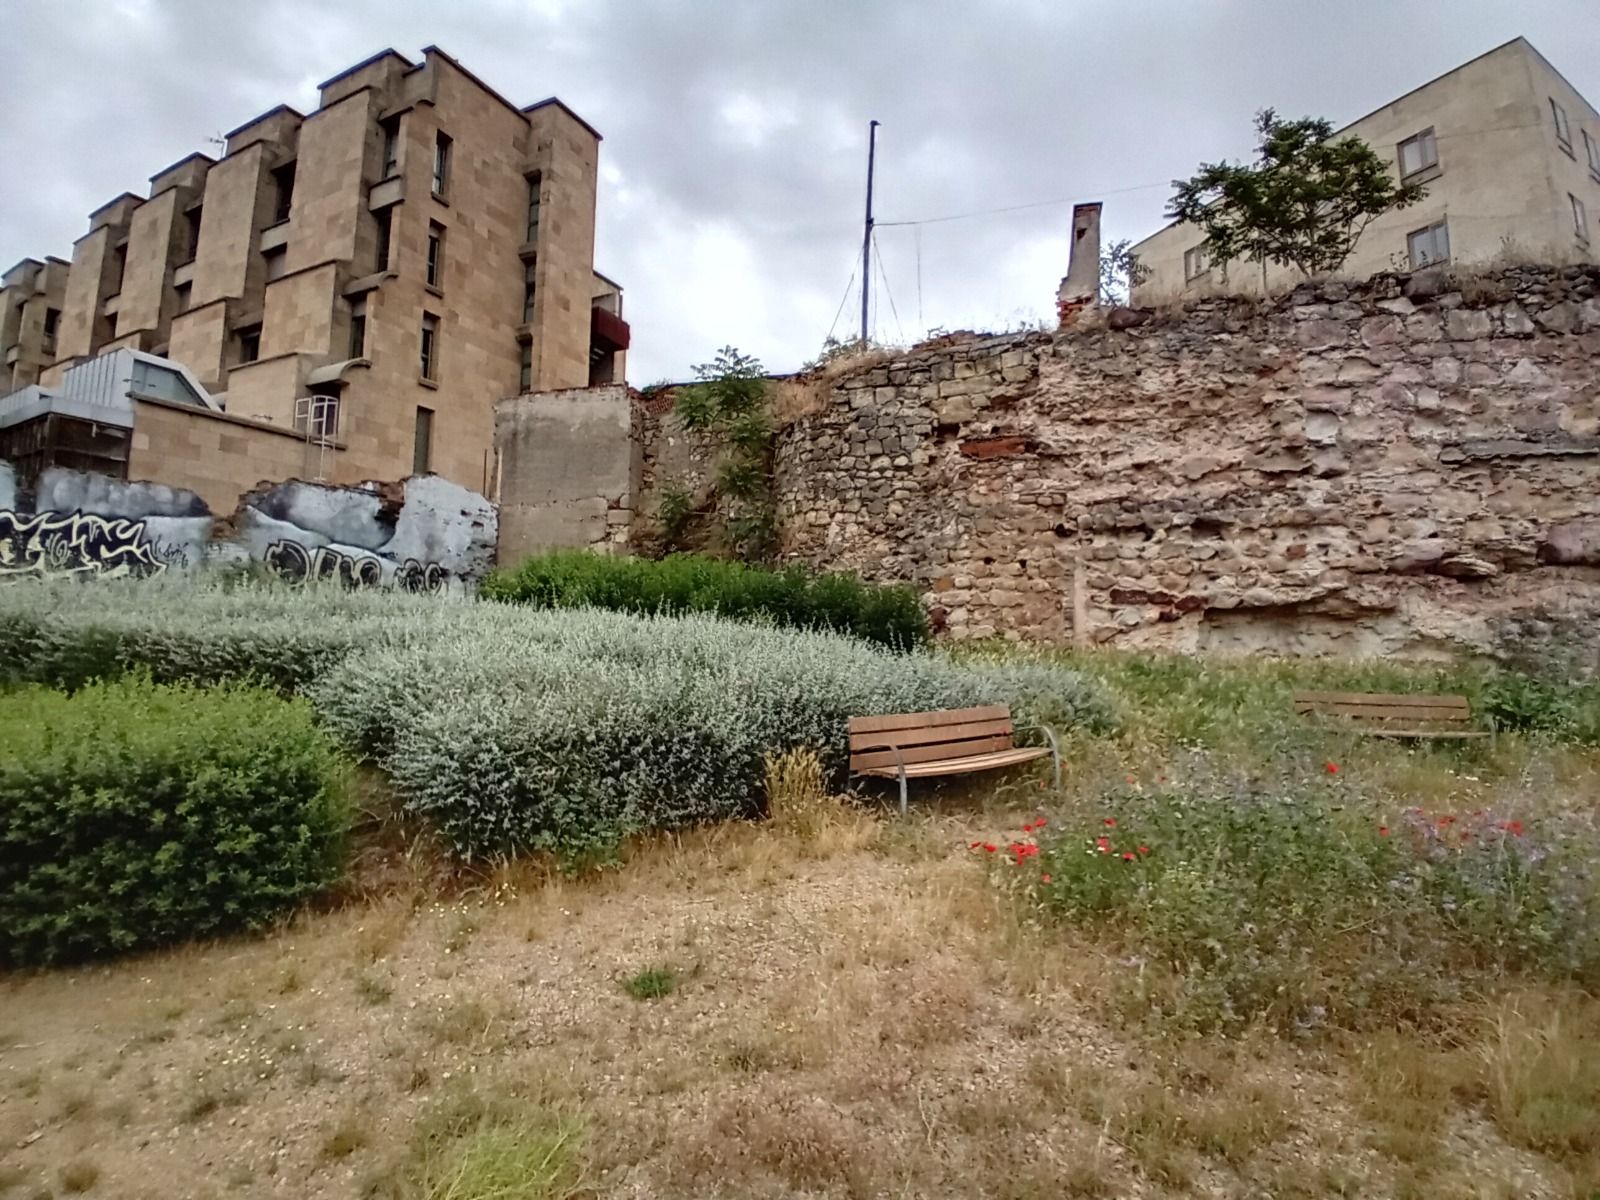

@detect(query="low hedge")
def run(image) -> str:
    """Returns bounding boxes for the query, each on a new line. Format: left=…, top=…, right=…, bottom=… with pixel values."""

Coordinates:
left=0, top=578, right=1113, bottom=862
left=480, top=551, right=930, bottom=651
left=311, top=606, right=1112, bottom=859
left=0, top=676, right=351, bottom=965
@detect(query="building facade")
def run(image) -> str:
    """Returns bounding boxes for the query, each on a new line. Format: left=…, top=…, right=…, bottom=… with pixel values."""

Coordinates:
left=0, top=46, right=626, bottom=510
left=1132, top=38, right=1600, bottom=302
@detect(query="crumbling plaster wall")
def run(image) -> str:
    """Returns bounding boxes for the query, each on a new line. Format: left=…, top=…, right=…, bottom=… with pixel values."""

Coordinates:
left=494, top=385, right=636, bottom=563
left=774, top=265, right=1600, bottom=667
left=0, top=460, right=495, bottom=591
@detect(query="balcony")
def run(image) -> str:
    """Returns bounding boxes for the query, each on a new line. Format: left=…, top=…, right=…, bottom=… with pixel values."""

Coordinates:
left=590, top=304, right=630, bottom=354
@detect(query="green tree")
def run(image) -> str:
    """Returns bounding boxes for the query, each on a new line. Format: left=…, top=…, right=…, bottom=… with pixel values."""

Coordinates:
left=1167, top=109, right=1427, bottom=286
left=1098, top=238, right=1151, bottom=305
left=674, top=346, right=776, bottom=561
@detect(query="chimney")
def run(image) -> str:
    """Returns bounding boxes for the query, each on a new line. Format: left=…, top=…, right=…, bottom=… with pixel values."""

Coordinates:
left=1056, top=202, right=1102, bottom=325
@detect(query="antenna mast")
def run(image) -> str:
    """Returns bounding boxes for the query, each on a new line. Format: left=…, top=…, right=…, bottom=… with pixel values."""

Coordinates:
left=860, top=119, right=879, bottom=344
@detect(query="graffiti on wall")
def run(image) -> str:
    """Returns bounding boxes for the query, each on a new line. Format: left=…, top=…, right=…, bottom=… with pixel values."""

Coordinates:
left=0, top=463, right=496, bottom=592
left=263, top=539, right=450, bottom=593
left=0, top=510, right=171, bottom=578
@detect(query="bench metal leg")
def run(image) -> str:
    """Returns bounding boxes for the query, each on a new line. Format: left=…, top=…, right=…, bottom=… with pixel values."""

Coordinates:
left=893, top=747, right=909, bottom=817
left=1038, top=724, right=1061, bottom=791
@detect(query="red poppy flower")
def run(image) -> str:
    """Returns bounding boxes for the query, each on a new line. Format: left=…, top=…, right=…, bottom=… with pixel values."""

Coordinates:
left=983, top=843, right=997, bottom=853
left=1325, top=762, right=1339, bottom=775
left=969, top=841, right=982, bottom=850
left=1034, top=817, right=1047, bottom=829
left=1378, top=827, right=1389, bottom=836
left=1137, top=845, right=1150, bottom=855
left=1122, top=852, right=1135, bottom=861
left=1040, top=874, right=1051, bottom=884
left=1104, top=818, right=1117, bottom=828
left=1505, top=821, right=1524, bottom=836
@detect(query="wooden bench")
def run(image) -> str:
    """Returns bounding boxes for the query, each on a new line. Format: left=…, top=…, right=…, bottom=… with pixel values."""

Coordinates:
left=848, top=704, right=1060, bottom=815
left=1293, top=691, right=1494, bottom=740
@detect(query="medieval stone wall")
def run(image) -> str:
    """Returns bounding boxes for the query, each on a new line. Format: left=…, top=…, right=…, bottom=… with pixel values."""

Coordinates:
left=773, top=265, right=1600, bottom=667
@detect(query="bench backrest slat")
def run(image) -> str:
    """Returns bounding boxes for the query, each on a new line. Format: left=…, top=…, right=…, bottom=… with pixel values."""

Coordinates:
left=848, top=705, right=1017, bottom=771
left=1293, top=690, right=1473, bottom=725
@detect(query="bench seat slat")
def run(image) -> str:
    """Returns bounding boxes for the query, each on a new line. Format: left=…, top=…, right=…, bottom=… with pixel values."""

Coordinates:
left=1294, top=703, right=1474, bottom=722
left=849, top=718, right=1013, bottom=752
left=1293, top=690, right=1470, bottom=710
left=848, top=705, right=1011, bottom=735
left=855, top=746, right=1051, bottom=779
left=1364, top=729, right=1492, bottom=740
left=851, top=734, right=1018, bottom=772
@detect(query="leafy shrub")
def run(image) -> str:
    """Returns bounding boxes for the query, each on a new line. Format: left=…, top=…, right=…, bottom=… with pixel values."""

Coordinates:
left=1005, top=775, right=1599, bottom=1033
left=0, top=676, right=350, bottom=965
left=1480, top=673, right=1600, bottom=743
left=0, top=577, right=1110, bottom=862
left=0, top=575, right=439, bottom=693
left=309, top=605, right=1107, bottom=859
left=480, top=551, right=930, bottom=651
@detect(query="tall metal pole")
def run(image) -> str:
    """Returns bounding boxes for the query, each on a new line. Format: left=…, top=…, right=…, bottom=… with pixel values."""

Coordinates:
left=861, top=119, right=879, bottom=345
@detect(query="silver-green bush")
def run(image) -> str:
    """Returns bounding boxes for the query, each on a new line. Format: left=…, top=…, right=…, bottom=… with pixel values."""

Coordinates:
left=0, top=578, right=1113, bottom=858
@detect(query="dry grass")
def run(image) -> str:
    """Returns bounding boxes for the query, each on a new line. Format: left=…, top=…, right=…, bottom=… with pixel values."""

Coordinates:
left=1, top=733, right=1594, bottom=1198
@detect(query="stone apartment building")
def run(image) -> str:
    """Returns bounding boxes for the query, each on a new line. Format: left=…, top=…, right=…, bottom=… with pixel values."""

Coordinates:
left=0, top=46, right=626, bottom=512
left=1132, top=37, right=1600, bottom=302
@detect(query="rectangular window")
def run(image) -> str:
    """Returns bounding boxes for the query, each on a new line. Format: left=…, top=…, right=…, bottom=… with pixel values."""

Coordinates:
left=183, top=206, right=203, bottom=262
left=264, top=245, right=287, bottom=281
left=174, top=282, right=191, bottom=313
left=43, top=307, right=60, bottom=343
left=348, top=299, right=367, bottom=358
left=1397, top=128, right=1438, bottom=178
left=1183, top=244, right=1209, bottom=281
left=374, top=206, right=393, bottom=272
left=237, top=325, right=262, bottom=364
left=381, top=115, right=402, bottom=178
left=519, top=341, right=532, bottom=391
left=413, top=406, right=434, bottom=474
left=1585, top=129, right=1600, bottom=179
left=420, top=313, right=438, bottom=380
left=432, top=132, right=451, bottom=196
left=522, top=261, right=536, bottom=324
left=1552, top=98, right=1573, bottom=152
left=1407, top=219, right=1450, bottom=269
left=426, top=222, right=444, bottom=288
left=1573, top=193, right=1591, bottom=244
left=110, top=243, right=128, bottom=294
left=271, top=161, right=296, bottom=223
left=526, top=173, right=541, bottom=243
left=300, top=391, right=339, bottom=439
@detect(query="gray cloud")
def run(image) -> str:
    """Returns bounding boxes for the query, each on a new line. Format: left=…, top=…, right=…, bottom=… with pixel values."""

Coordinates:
left=4, top=0, right=1597, bottom=380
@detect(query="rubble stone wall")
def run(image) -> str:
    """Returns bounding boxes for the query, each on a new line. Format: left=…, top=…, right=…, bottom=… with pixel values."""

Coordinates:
left=773, top=265, right=1600, bottom=668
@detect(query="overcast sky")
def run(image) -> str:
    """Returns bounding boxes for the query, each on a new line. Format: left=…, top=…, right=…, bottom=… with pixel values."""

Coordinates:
left=4, top=0, right=1598, bottom=381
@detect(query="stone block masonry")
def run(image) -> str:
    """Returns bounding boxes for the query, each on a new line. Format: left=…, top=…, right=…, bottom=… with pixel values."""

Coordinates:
left=772, top=265, right=1600, bottom=669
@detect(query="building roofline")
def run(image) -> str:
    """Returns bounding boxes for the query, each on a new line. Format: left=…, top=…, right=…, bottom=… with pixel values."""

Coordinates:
left=147, top=150, right=216, bottom=184
left=1519, top=37, right=1600, bottom=122
left=421, top=45, right=529, bottom=124
left=222, top=102, right=306, bottom=141
left=521, top=96, right=603, bottom=141
left=87, top=192, right=144, bottom=222
left=593, top=268, right=624, bottom=291
left=3, top=257, right=44, bottom=278
left=1131, top=36, right=1582, bottom=251
left=1331, top=36, right=1537, bottom=137
left=45, top=255, right=70, bottom=268
left=317, top=48, right=414, bottom=92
